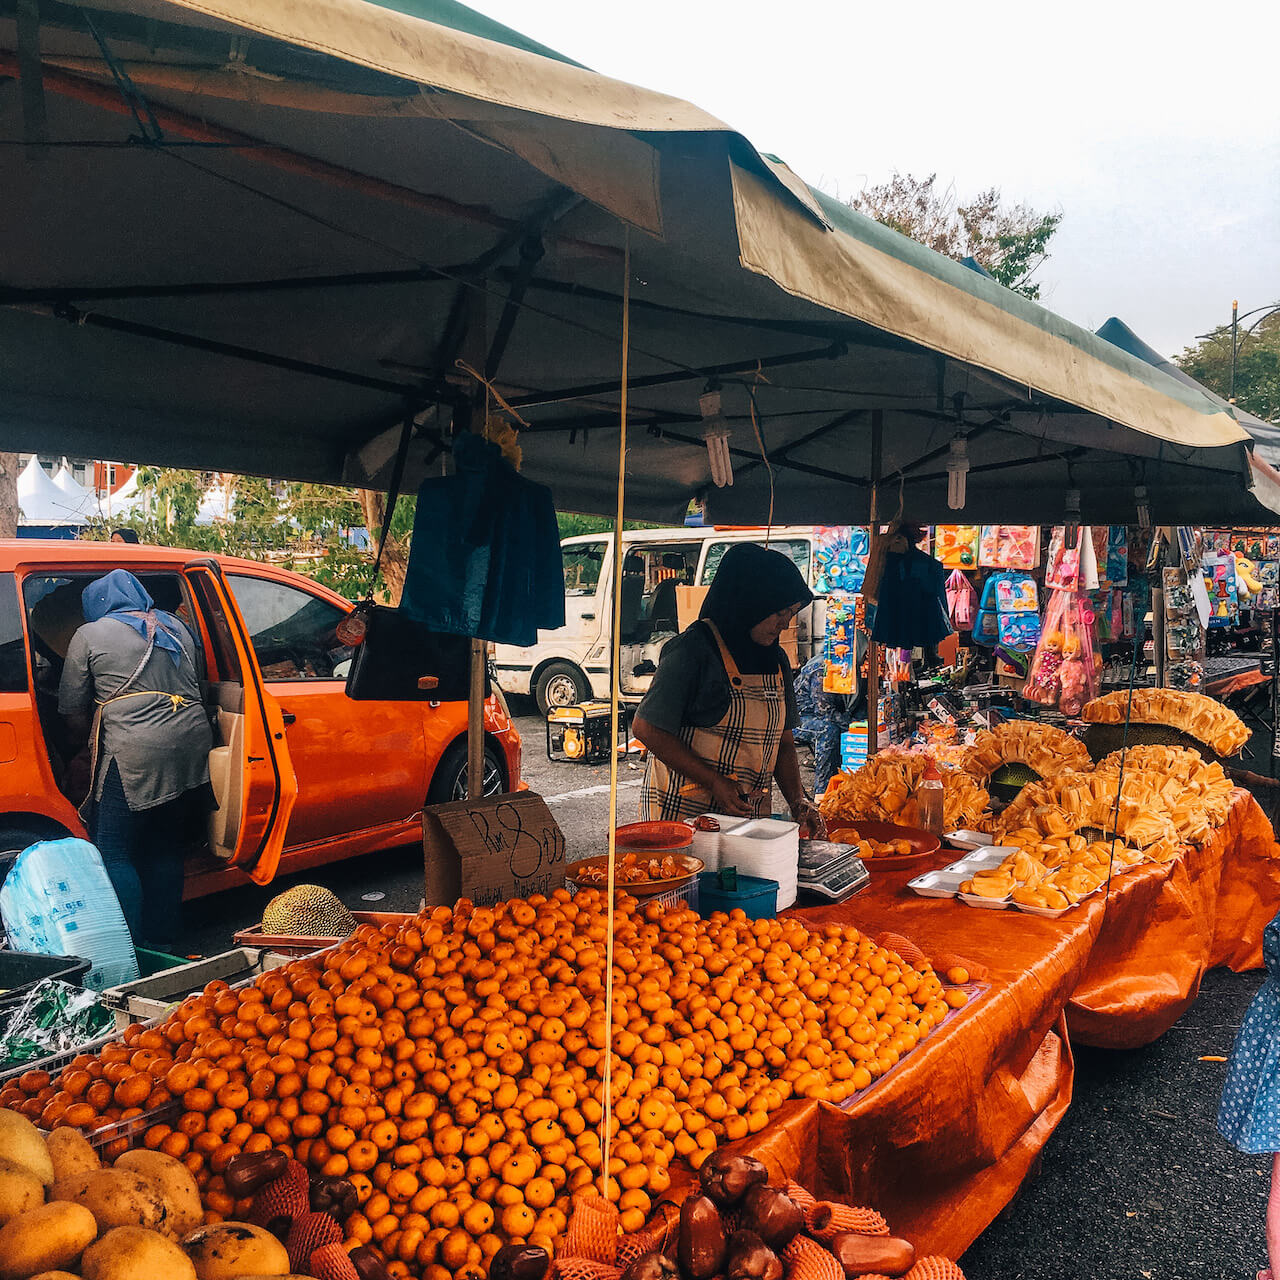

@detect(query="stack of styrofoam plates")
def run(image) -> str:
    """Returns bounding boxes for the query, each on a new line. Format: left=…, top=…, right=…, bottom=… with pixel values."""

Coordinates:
left=686, top=814, right=749, bottom=872
left=718, top=818, right=800, bottom=909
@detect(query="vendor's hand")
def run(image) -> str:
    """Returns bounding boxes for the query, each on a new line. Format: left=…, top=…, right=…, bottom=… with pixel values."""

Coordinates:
left=709, top=773, right=754, bottom=817
left=791, top=797, right=826, bottom=839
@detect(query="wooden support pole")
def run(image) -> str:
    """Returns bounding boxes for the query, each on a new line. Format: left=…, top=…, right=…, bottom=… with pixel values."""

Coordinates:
left=867, top=410, right=883, bottom=757
left=465, top=290, right=488, bottom=800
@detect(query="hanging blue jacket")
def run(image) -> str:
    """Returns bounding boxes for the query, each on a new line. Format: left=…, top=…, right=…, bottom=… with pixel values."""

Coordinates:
left=400, top=434, right=565, bottom=646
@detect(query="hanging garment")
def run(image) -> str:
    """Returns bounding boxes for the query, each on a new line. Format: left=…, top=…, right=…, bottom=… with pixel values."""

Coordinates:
left=870, top=547, right=954, bottom=650
left=400, top=433, right=564, bottom=647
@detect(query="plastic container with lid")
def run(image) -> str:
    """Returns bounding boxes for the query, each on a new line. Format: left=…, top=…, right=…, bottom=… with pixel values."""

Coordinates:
left=917, top=759, right=945, bottom=836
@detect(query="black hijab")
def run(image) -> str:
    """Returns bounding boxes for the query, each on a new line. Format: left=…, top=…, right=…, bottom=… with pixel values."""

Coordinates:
left=699, top=542, right=814, bottom=674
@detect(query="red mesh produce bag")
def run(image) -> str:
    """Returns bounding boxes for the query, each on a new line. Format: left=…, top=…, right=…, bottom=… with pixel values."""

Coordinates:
left=563, top=1193, right=620, bottom=1266
left=783, top=1234, right=844, bottom=1280
left=287, top=1211, right=345, bottom=1271
left=874, top=932, right=927, bottom=969
left=905, top=1260, right=966, bottom=1280
left=930, top=951, right=988, bottom=983
left=249, top=1160, right=310, bottom=1233
left=785, top=1181, right=817, bottom=1212
left=552, top=1260, right=621, bottom=1280
left=805, top=1201, right=891, bottom=1240
left=310, top=1242, right=361, bottom=1280
left=851, top=1275, right=895, bottom=1280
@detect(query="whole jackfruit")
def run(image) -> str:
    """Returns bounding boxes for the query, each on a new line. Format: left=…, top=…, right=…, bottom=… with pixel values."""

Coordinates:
left=261, top=885, right=356, bottom=938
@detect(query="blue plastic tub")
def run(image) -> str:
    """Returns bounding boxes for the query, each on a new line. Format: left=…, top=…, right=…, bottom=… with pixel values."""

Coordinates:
left=697, top=871, right=778, bottom=920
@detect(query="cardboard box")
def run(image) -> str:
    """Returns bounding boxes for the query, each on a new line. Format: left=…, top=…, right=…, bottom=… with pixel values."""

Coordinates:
left=676, top=585, right=709, bottom=633
left=423, top=792, right=566, bottom=908
left=677, top=585, right=799, bottom=664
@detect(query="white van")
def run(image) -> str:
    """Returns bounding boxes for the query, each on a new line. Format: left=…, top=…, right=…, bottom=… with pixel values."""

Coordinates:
left=494, top=526, right=831, bottom=712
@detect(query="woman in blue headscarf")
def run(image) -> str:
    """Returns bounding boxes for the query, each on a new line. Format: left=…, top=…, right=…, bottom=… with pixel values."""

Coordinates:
left=58, top=569, right=213, bottom=947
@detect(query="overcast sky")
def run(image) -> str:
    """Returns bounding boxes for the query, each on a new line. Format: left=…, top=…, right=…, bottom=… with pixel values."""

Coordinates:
left=472, top=0, right=1280, bottom=358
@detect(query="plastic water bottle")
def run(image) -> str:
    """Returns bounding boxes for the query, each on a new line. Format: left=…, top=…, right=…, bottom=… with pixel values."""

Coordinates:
left=918, top=759, right=945, bottom=836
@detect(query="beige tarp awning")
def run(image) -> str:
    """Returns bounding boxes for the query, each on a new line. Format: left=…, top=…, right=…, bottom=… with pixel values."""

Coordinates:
left=0, top=0, right=1270, bottom=523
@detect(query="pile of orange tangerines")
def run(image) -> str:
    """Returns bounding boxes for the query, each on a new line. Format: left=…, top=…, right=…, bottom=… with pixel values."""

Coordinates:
left=1, top=890, right=968, bottom=1280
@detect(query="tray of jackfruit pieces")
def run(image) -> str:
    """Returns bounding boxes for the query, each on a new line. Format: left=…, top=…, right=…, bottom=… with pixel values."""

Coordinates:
left=910, top=837, right=1143, bottom=917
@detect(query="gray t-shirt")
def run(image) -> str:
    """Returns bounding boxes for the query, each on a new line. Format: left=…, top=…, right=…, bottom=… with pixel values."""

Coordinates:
left=59, top=616, right=213, bottom=810
left=636, top=622, right=799, bottom=736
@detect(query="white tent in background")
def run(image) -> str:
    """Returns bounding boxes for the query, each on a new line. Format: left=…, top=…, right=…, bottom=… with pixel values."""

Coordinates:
left=195, top=479, right=235, bottom=525
left=17, top=456, right=80, bottom=526
left=50, top=459, right=96, bottom=519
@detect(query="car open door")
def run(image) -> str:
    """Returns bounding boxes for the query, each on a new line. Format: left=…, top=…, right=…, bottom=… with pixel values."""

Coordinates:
left=184, top=560, right=298, bottom=885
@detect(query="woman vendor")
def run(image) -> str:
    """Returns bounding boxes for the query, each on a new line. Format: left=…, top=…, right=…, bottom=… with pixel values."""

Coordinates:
left=634, top=543, right=824, bottom=832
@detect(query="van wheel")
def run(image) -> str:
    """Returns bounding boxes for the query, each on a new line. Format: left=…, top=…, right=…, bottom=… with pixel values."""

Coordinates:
left=428, top=741, right=506, bottom=805
left=535, top=662, right=588, bottom=715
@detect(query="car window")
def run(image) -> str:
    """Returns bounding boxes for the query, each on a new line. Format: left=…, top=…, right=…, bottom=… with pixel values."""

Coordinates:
left=0, top=573, right=27, bottom=693
left=563, top=541, right=606, bottom=598
left=227, top=574, right=353, bottom=680
left=700, top=539, right=812, bottom=587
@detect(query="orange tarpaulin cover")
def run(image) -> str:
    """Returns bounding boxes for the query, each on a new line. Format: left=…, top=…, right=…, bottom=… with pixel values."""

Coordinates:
left=744, top=789, right=1280, bottom=1258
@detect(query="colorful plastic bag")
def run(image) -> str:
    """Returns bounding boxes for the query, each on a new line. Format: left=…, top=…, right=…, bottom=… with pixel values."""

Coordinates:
left=1022, top=591, right=1098, bottom=716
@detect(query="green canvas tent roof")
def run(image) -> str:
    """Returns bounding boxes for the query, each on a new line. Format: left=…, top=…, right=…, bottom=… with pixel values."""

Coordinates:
left=0, top=0, right=1274, bottom=524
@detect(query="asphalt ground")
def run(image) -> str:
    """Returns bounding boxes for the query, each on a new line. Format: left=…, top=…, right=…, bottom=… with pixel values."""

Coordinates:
left=181, top=704, right=1277, bottom=1277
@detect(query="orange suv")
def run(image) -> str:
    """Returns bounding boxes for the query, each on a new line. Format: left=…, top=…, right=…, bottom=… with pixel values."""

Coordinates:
left=0, top=541, right=522, bottom=896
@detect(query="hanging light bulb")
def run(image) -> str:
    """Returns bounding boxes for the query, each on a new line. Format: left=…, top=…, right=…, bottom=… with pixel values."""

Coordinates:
left=946, top=436, right=969, bottom=510
left=1064, top=488, right=1082, bottom=549
left=1135, top=484, right=1151, bottom=530
left=700, top=388, right=733, bottom=488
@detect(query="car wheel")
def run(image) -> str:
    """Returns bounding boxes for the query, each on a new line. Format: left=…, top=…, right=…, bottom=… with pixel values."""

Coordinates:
left=535, top=661, right=589, bottom=716
left=427, top=741, right=507, bottom=805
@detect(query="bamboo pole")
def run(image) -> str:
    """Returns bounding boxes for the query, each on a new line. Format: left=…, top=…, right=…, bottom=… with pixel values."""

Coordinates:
left=867, top=410, right=882, bottom=757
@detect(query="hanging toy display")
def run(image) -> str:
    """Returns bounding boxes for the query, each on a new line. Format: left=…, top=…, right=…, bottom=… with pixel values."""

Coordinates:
left=1023, top=591, right=1099, bottom=715
left=813, top=527, right=870, bottom=595
left=945, top=568, right=977, bottom=630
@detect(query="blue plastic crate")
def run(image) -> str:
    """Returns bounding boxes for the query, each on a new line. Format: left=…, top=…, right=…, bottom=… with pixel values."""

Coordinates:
left=696, top=871, right=778, bottom=920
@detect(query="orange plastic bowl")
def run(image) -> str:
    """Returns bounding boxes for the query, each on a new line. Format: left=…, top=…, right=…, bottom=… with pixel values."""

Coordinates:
left=613, top=821, right=695, bottom=857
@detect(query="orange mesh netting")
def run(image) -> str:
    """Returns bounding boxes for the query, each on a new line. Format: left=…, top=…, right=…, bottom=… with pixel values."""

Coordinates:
left=904, top=1259, right=966, bottom=1280
left=785, top=1180, right=817, bottom=1212
left=563, top=1194, right=621, bottom=1267
left=805, top=1201, right=891, bottom=1240
left=929, top=951, right=989, bottom=982
left=552, top=1260, right=622, bottom=1280
left=850, top=1275, right=895, bottom=1280
left=782, top=1234, right=844, bottom=1280
left=875, top=931, right=927, bottom=969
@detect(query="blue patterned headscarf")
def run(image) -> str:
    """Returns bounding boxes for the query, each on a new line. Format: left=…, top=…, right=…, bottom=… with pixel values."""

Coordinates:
left=82, top=569, right=187, bottom=668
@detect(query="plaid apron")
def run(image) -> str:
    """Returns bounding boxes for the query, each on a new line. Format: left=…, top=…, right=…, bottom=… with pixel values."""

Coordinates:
left=640, top=620, right=785, bottom=821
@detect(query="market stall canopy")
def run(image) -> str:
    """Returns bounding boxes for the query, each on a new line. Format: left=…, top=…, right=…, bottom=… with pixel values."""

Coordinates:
left=1095, top=317, right=1280, bottom=471
left=1, top=0, right=1275, bottom=524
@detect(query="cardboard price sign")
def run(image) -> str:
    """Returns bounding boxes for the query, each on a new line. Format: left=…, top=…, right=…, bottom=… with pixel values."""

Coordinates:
left=423, top=793, right=566, bottom=908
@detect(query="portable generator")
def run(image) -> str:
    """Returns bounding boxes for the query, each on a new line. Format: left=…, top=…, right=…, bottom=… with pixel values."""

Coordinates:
left=546, top=701, right=633, bottom=765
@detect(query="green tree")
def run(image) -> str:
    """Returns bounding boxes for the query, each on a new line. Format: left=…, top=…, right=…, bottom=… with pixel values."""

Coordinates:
left=847, top=172, right=1062, bottom=300
left=1175, top=310, right=1280, bottom=422
left=83, top=469, right=395, bottom=601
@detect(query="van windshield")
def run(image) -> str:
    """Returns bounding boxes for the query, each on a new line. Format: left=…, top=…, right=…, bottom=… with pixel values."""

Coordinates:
left=701, top=539, right=811, bottom=586
left=563, top=542, right=605, bottom=597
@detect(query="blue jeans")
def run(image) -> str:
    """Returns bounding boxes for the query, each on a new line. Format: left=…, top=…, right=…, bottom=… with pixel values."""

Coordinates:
left=794, top=715, right=845, bottom=795
left=92, top=760, right=201, bottom=948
